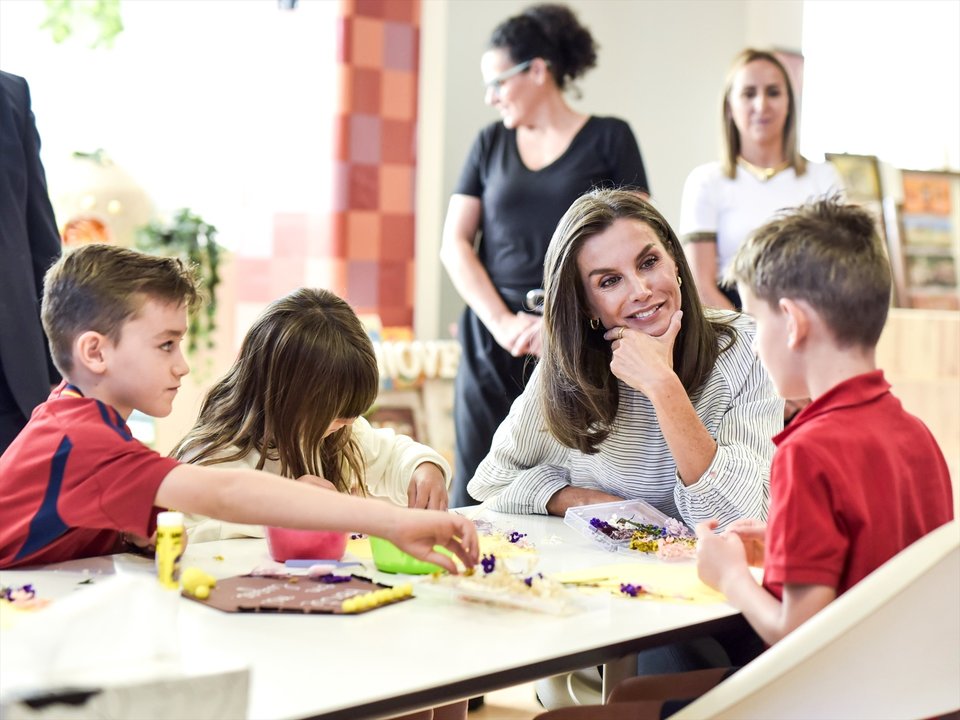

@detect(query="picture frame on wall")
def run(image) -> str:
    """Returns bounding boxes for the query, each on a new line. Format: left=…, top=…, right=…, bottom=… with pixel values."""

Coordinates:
left=825, top=152, right=883, bottom=204
left=896, top=169, right=960, bottom=310
left=773, top=48, right=804, bottom=122
left=825, top=152, right=901, bottom=303
left=365, top=390, right=426, bottom=444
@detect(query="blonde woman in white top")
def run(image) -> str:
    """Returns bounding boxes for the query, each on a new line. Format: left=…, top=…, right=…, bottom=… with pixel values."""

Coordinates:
left=680, top=48, right=843, bottom=311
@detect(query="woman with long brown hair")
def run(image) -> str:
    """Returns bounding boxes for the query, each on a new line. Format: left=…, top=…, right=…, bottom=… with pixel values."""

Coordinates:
left=468, top=189, right=781, bottom=530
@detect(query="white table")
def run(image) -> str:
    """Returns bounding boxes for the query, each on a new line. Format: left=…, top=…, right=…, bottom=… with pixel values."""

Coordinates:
left=1, top=509, right=743, bottom=719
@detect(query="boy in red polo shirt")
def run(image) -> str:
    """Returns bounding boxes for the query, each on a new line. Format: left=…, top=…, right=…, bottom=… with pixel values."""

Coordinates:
left=696, top=197, right=953, bottom=642
left=533, top=198, right=954, bottom=720
left=0, top=244, right=478, bottom=571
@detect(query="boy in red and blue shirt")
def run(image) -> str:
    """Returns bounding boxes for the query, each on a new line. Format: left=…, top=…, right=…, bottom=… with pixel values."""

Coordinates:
left=0, top=244, right=478, bottom=570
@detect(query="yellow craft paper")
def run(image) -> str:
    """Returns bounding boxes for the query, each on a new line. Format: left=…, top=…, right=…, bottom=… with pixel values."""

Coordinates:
left=346, top=537, right=374, bottom=560
left=553, top=563, right=728, bottom=604
left=0, top=599, right=29, bottom=630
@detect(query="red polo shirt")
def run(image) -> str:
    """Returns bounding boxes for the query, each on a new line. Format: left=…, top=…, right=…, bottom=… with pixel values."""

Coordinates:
left=763, top=371, right=953, bottom=599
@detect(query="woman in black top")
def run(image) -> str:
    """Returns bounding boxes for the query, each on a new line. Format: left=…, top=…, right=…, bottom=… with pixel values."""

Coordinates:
left=440, top=3, right=649, bottom=506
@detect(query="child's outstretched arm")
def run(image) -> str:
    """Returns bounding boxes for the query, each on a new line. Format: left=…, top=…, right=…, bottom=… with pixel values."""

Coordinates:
left=156, top=465, right=478, bottom=572
left=695, top=520, right=835, bottom=645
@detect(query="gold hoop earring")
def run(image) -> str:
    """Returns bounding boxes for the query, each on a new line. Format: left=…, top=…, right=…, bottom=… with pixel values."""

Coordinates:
left=589, top=318, right=600, bottom=330
left=677, top=275, right=683, bottom=287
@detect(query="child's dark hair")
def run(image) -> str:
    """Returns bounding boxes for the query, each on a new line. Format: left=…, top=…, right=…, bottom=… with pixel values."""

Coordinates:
left=41, top=243, right=199, bottom=375
left=728, top=197, right=892, bottom=347
left=489, top=3, right=597, bottom=91
left=172, top=288, right=379, bottom=494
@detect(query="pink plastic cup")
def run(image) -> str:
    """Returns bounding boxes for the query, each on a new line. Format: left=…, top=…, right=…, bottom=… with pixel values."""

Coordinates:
left=264, top=526, right=348, bottom=563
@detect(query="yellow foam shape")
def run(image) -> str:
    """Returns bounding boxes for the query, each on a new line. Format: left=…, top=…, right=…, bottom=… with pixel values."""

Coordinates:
left=181, top=566, right=217, bottom=599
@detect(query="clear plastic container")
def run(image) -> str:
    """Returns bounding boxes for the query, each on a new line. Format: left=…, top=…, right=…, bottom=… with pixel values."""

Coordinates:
left=422, top=573, right=585, bottom=615
left=564, top=498, right=680, bottom=554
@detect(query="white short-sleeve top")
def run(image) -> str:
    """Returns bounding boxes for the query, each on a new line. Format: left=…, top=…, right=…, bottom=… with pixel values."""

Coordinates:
left=679, top=161, right=844, bottom=283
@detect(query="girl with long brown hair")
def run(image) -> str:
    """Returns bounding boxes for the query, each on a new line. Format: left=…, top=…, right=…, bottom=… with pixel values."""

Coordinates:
left=173, top=288, right=452, bottom=542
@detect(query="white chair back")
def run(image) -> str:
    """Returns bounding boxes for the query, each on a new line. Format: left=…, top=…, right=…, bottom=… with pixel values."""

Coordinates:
left=671, top=519, right=960, bottom=720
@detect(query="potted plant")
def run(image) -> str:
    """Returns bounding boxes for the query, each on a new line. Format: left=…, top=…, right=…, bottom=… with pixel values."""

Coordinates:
left=136, top=209, right=221, bottom=354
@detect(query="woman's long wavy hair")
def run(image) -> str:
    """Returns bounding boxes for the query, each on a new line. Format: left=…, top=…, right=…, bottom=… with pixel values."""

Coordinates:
left=171, top=288, right=379, bottom=493
left=541, top=189, right=737, bottom=454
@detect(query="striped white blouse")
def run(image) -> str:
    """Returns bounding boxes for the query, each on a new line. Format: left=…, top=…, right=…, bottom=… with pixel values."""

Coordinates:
left=467, top=311, right=782, bottom=529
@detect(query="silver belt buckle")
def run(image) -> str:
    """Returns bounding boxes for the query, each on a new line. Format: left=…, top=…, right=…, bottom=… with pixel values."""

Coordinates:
left=525, top=288, right=545, bottom=314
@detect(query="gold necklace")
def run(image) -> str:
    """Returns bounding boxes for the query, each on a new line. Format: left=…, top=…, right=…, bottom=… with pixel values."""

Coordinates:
left=738, top=157, right=791, bottom=182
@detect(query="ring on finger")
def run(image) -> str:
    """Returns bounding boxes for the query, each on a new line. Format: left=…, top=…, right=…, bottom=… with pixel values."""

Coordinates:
left=618, top=326, right=625, bottom=340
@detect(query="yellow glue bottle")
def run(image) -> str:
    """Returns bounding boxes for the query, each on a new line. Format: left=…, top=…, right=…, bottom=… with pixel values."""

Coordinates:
left=156, top=511, right=185, bottom=589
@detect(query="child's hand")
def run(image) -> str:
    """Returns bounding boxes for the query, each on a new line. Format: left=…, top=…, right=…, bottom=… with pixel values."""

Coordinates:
left=299, top=474, right=337, bottom=492
left=407, top=463, right=449, bottom=510
left=385, top=509, right=479, bottom=574
left=695, top=519, right=751, bottom=595
left=725, top=518, right=766, bottom=567
left=121, top=530, right=157, bottom=556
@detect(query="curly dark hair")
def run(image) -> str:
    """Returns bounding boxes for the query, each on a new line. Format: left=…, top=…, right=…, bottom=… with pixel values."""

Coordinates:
left=489, top=3, right=597, bottom=90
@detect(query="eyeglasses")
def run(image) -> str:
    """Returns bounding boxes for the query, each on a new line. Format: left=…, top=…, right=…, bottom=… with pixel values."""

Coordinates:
left=485, top=60, right=532, bottom=93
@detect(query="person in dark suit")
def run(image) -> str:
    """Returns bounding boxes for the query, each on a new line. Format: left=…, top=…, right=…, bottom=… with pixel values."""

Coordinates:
left=0, top=71, right=62, bottom=454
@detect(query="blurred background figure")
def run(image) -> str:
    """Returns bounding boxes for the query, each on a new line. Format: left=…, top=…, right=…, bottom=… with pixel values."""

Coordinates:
left=679, top=48, right=843, bottom=311
left=440, top=3, right=649, bottom=507
left=0, top=71, right=62, bottom=454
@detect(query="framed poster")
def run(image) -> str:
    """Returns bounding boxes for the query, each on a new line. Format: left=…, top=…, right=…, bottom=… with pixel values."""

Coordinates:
left=897, top=169, right=960, bottom=310
left=825, top=153, right=900, bottom=303
left=773, top=48, right=804, bottom=123
left=365, top=390, right=426, bottom=443
left=825, top=153, right=883, bottom=204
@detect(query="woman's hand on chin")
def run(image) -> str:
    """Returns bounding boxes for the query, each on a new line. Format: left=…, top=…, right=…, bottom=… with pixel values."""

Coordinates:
left=604, top=310, right=683, bottom=393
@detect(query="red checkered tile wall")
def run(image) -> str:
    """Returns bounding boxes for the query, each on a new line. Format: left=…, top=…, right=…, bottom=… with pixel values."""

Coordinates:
left=234, top=0, right=420, bottom=330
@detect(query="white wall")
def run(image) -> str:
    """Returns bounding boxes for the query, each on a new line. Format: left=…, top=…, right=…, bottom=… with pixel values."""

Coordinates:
left=415, top=0, right=802, bottom=339
left=0, top=0, right=339, bottom=258
left=801, top=0, right=960, bottom=172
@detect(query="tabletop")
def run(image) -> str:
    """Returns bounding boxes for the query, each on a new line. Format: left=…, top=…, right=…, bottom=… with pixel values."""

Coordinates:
left=1, top=508, right=742, bottom=720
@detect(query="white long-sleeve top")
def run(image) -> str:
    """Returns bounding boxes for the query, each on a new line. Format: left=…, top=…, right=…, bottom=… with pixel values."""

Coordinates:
left=467, top=312, right=781, bottom=529
left=184, top=416, right=451, bottom=542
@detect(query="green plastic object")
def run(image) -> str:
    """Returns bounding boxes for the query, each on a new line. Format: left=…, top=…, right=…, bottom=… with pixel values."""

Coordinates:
left=369, top=536, right=451, bottom=575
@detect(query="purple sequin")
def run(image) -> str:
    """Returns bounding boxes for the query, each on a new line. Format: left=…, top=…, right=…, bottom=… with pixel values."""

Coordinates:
left=318, top=574, right=352, bottom=584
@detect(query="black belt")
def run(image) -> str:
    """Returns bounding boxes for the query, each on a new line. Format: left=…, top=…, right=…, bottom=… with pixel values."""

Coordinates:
left=497, top=287, right=544, bottom=314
